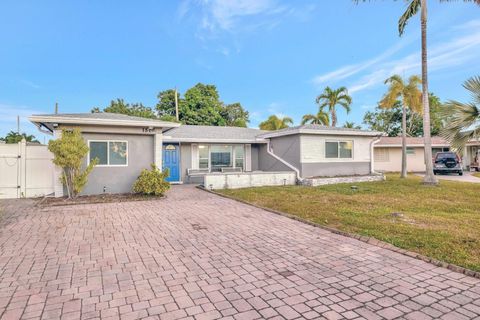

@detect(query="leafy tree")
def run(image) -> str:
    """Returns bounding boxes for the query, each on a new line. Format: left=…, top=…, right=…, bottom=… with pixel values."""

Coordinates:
left=0, top=131, right=39, bottom=144
left=343, top=122, right=362, bottom=129
left=441, top=76, right=480, bottom=151
left=379, top=74, right=422, bottom=178
left=221, top=103, right=249, bottom=127
left=355, top=0, right=480, bottom=185
left=180, top=83, right=226, bottom=126
left=92, top=99, right=157, bottom=119
left=156, top=89, right=182, bottom=121
left=301, top=110, right=329, bottom=125
left=259, top=115, right=293, bottom=130
left=363, top=94, right=443, bottom=137
left=316, top=87, right=352, bottom=127
left=48, top=129, right=97, bottom=198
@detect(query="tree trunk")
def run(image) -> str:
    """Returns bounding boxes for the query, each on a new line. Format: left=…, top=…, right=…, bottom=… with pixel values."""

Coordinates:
left=420, top=0, right=438, bottom=185
left=331, top=108, right=337, bottom=127
left=401, top=103, right=408, bottom=178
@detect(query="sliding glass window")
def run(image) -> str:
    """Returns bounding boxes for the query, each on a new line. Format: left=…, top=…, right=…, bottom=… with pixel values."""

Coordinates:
left=210, top=145, right=232, bottom=171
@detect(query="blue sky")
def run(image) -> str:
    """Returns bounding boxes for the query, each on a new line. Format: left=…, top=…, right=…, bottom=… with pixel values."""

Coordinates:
left=1, top=0, right=479, bottom=142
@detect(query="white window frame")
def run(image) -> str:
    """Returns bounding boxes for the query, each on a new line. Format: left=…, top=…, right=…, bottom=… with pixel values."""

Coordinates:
left=198, top=144, right=210, bottom=170
left=88, top=140, right=129, bottom=167
left=325, top=140, right=354, bottom=159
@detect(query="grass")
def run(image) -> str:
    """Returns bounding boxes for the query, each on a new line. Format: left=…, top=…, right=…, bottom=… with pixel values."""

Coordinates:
left=219, top=174, right=480, bottom=272
left=473, top=172, right=480, bottom=178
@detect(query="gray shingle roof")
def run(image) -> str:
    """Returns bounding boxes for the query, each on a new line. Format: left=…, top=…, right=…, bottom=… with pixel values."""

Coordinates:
left=164, top=125, right=267, bottom=142
left=32, top=112, right=169, bottom=123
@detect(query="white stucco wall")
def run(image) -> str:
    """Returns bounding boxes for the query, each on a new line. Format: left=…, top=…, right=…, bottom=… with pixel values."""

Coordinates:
left=204, top=172, right=296, bottom=189
left=300, top=135, right=372, bottom=163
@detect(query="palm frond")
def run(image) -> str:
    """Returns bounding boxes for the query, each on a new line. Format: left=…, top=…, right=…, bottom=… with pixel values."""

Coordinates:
left=441, top=100, right=480, bottom=150
left=398, top=0, right=421, bottom=36
left=463, top=75, right=480, bottom=104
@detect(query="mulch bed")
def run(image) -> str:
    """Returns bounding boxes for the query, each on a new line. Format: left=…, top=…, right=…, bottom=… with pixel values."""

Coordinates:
left=37, top=193, right=164, bottom=207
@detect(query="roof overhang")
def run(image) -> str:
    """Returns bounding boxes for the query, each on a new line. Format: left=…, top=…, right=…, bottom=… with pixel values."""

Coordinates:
left=374, top=144, right=450, bottom=148
left=29, top=114, right=180, bottom=134
left=259, top=128, right=384, bottom=139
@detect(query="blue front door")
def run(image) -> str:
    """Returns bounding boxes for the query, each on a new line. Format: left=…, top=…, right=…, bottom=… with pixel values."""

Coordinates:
left=163, top=144, right=180, bottom=182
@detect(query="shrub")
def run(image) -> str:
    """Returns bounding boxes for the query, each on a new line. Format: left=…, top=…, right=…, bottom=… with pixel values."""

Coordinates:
left=48, top=128, right=97, bottom=198
left=133, top=164, right=170, bottom=196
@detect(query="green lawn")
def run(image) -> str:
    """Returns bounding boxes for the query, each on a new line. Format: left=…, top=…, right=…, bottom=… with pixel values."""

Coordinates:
left=219, top=175, right=480, bottom=271
left=473, top=172, right=480, bottom=179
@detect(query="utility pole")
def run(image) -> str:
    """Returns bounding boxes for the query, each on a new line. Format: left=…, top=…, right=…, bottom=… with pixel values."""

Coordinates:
left=17, top=115, right=20, bottom=134
left=55, top=102, right=58, bottom=114
left=174, top=87, right=179, bottom=122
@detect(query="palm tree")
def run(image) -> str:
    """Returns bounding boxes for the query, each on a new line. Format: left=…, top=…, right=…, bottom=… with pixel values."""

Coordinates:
left=301, top=110, right=330, bottom=125
left=259, top=115, right=293, bottom=131
left=379, top=75, right=422, bottom=178
left=343, top=121, right=362, bottom=129
left=355, top=0, right=479, bottom=183
left=441, top=76, right=480, bottom=151
left=316, top=87, right=352, bottom=127
left=1, top=131, right=39, bottom=144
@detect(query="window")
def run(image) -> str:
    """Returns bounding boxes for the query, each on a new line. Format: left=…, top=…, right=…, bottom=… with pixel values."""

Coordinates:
left=406, top=147, right=415, bottom=155
left=375, top=148, right=389, bottom=162
left=210, top=145, right=232, bottom=171
left=89, top=141, right=128, bottom=166
left=432, top=147, right=449, bottom=156
left=234, top=145, right=244, bottom=169
left=196, top=144, right=246, bottom=171
left=325, top=141, right=353, bottom=159
left=199, top=145, right=209, bottom=169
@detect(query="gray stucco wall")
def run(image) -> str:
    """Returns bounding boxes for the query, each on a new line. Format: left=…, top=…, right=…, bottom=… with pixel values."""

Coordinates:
left=251, top=144, right=260, bottom=171
left=301, top=162, right=371, bottom=178
left=258, top=135, right=299, bottom=172
left=179, top=143, right=193, bottom=183
left=82, top=133, right=154, bottom=195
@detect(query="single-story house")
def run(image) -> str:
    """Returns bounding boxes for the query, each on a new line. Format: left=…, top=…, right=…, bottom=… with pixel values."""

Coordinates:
left=29, top=113, right=383, bottom=196
left=374, top=136, right=480, bottom=172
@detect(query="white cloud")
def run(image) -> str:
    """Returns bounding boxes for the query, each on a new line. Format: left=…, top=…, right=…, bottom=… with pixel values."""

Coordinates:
left=312, top=19, right=480, bottom=95
left=202, top=0, right=280, bottom=31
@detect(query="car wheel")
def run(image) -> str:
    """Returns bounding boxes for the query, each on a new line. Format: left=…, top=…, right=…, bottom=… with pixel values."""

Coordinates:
left=459, top=172, right=463, bottom=176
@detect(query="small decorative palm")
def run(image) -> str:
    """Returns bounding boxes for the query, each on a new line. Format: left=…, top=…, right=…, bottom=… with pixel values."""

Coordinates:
left=316, top=87, right=352, bottom=127
left=259, top=115, right=294, bottom=131
left=441, top=76, right=480, bottom=151
left=301, top=111, right=330, bottom=126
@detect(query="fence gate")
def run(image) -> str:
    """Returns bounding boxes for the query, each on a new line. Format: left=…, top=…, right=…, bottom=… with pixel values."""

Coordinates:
left=0, top=141, right=54, bottom=199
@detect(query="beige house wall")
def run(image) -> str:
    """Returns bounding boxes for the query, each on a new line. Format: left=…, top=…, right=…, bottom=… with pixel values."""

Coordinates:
left=374, top=147, right=428, bottom=172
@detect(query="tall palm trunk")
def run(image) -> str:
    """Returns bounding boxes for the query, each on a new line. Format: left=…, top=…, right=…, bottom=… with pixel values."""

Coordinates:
left=331, top=106, right=337, bottom=127
left=420, top=0, right=438, bottom=185
left=401, top=103, right=408, bottom=178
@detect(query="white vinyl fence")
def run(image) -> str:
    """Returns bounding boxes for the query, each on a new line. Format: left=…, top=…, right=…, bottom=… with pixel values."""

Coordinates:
left=0, top=140, right=55, bottom=199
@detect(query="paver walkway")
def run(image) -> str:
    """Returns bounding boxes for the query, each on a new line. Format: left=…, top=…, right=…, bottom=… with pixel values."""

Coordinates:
left=0, top=186, right=479, bottom=320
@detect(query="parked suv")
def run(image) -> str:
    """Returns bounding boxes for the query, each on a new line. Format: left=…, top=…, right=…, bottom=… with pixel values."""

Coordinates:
left=433, top=152, right=463, bottom=175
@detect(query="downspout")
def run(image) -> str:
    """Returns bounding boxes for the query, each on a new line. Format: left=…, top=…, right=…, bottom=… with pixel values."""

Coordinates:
left=266, top=139, right=303, bottom=183
left=370, top=134, right=383, bottom=175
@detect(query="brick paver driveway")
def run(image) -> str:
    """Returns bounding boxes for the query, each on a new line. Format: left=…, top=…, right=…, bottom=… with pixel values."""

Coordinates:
left=1, top=186, right=479, bottom=320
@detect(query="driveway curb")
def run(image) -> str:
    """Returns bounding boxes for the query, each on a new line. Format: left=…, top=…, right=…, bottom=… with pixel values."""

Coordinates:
left=198, top=186, right=480, bottom=279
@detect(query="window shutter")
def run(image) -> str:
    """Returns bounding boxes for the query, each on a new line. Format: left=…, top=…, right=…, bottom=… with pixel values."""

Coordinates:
left=191, top=144, right=199, bottom=169
left=245, top=144, right=252, bottom=171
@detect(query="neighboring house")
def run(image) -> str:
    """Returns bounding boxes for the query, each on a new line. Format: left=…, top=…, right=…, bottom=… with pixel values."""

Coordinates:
left=374, top=136, right=480, bottom=172
left=29, top=113, right=383, bottom=195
